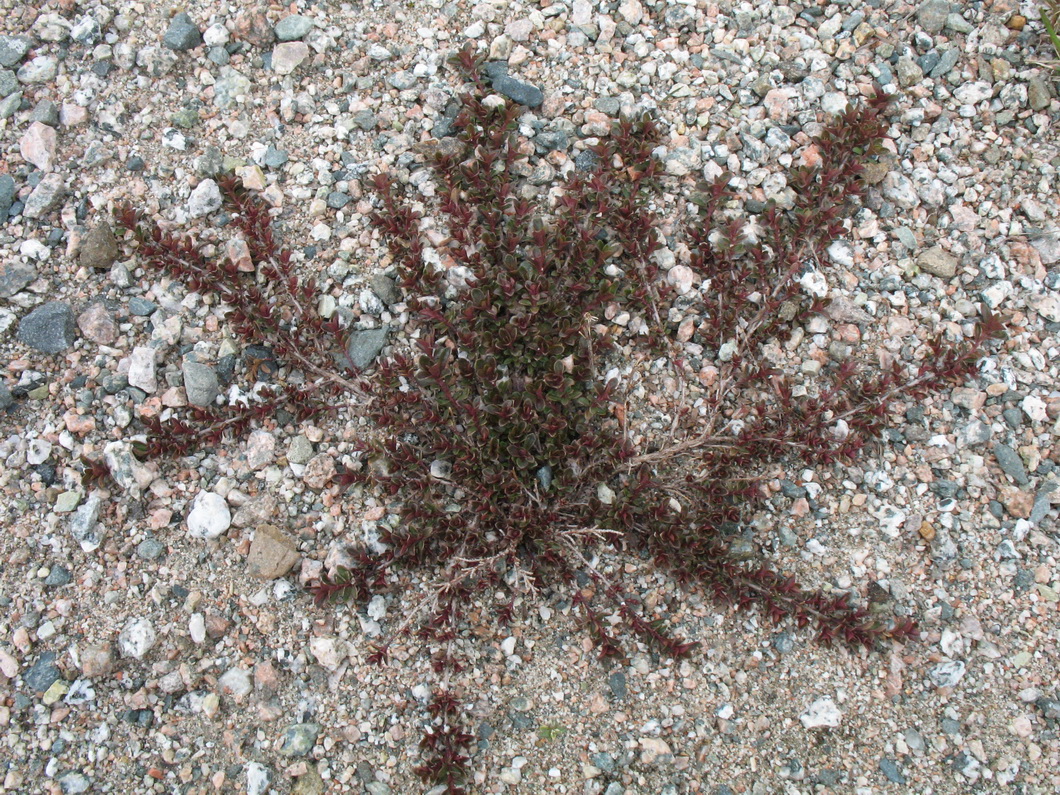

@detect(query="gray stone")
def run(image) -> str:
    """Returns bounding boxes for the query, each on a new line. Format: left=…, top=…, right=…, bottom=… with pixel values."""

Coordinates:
left=0, top=260, right=35, bottom=298
left=44, top=565, right=71, bottom=587
left=491, top=74, right=544, bottom=107
left=608, top=671, right=627, bottom=699
left=136, top=538, right=165, bottom=560
left=1028, top=76, right=1051, bottom=112
left=70, top=15, right=102, bottom=45
left=917, top=246, right=957, bottom=278
left=18, top=302, right=75, bottom=353
left=182, top=360, right=219, bottom=406
left=345, top=327, right=388, bottom=369
left=945, top=12, right=973, bottom=34
left=387, top=70, right=417, bottom=90
left=274, top=15, right=314, bottom=42
left=128, top=297, right=158, bottom=316
left=929, top=48, right=961, bottom=79
left=370, top=275, right=400, bottom=306
left=163, top=13, right=203, bottom=51
left=916, top=0, right=951, bottom=34
left=58, top=773, right=90, bottom=794
left=246, top=762, right=271, bottom=795
left=0, top=91, right=20, bottom=120
left=263, top=145, right=289, bottom=168
left=287, top=435, right=313, bottom=465
left=929, top=659, right=966, bottom=687
left=22, top=173, right=66, bottom=218
left=213, top=67, right=251, bottom=109
left=0, top=70, right=15, bottom=98
left=879, top=757, right=907, bottom=784
left=188, top=179, right=222, bottom=218
left=0, top=173, right=13, bottom=218
left=0, top=35, right=31, bottom=68
left=0, top=382, right=12, bottom=411
left=17, top=55, right=58, bottom=84
left=70, top=493, right=104, bottom=552
left=30, top=99, right=60, bottom=127
left=279, top=723, right=320, bottom=756
left=994, top=443, right=1029, bottom=485
left=24, top=652, right=61, bottom=691
left=80, top=223, right=118, bottom=270
left=326, top=191, right=349, bottom=209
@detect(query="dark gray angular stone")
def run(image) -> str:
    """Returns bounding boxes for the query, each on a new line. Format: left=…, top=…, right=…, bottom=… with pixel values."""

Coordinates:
left=326, top=191, right=349, bottom=209
left=274, top=15, right=314, bottom=42
left=182, top=361, right=219, bottom=407
left=17, top=302, right=76, bottom=354
left=30, top=99, right=60, bottom=127
left=0, top=381, right=12, bottom=410
left=44, top=565, right=71, bottom=587
left=0, top=69, right=18, bottom=97
left=491, top=74, right=544, bottom=108
left=879, top=757, right=907, bottom=784
left=0, top=35, right=31, bottom=68
left=0, top=172, right=14, bottom=217
left=263, top=145, right=288, bottom=168
left=369, top=274, right=400, bottom=306
left=608, top=671, right=627, bottom=699
left=0, top=260, right=36, bottom=298
left=993, top=443, right=1029, bottom=485
left=345, top=328, right=388, bottom=370
left=24, top=651, right=60, bottom=691
left=163, top=13, right=203, bottom=51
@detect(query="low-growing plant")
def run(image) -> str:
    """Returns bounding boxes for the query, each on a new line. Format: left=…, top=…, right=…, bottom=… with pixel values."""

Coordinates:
left=112, top=47, right=1002, bottom=792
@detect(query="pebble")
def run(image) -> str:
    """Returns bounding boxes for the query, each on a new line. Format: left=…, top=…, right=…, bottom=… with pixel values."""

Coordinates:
left=275, top=15, right=314, bottom=42
left=917, top=246, right=957, bottom=278
left=117, top=618, right=156, bottom=660
left=994, top=443, right=1030, bottom=486
left=279, top=723, right=320, bottom=756
left=24, top=652, right=61, bottom=691
left=0, top=34, right=30, bottom=67
left=187, top=491, right=232, bottom=540
left=188, top=178, right=222, bottom=217
left=489, top=73, right=544, bottom=107
left=929, top=660, right=966, bottom=688
left=17, top=55, right=57, bottom=84
left=127, top=346, right=158, bottom=393
left=800, top=697, right=842, bottom=728
left=879, top=757, right=907, bottom=784
left=17, top=302, right=75, bottom=353
left=346, top=328, right=388, bottom=369
left=272, top=42, right=310, bottom=75
left=218, top=667, right=253, bottom=700
left=69, top=493, right=104, bottom=552
left=79, top=223, right=118, bottom=270
left=22, top=172, right=66, bottom=218
left=246, top=762, right=271, bottom=795
left=246, top=524, right=300, bottom=579
left=78, top=646, right=112, bottom=682
left=183, top=360, right=219, bottom=406
left=19, top=121, right=56, bottom=172
left=163, top=13, right=203, bottom=52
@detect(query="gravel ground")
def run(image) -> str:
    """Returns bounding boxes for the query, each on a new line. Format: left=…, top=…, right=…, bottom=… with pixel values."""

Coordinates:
left=1, top=0, right=1059, bottom=793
